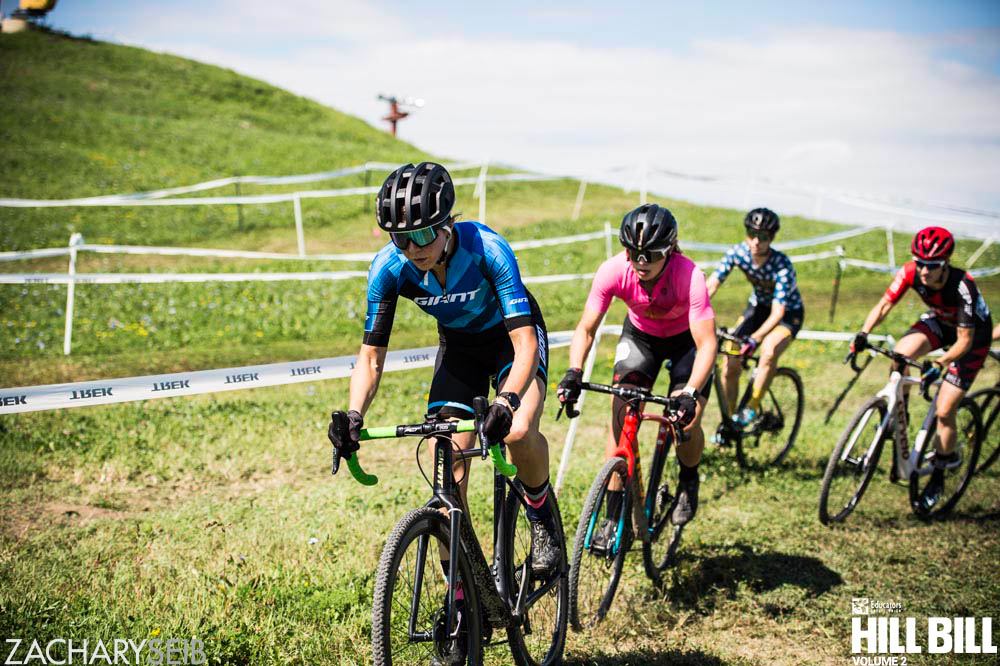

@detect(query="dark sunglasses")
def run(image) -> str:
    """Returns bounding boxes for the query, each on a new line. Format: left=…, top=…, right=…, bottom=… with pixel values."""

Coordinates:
left=390, top=226, right=440, bottom=251
left=914, top=258, right=946, bottom=270
left=747, top=230, right=773, bottom=242
left=627, top=247, right=669, bottom=264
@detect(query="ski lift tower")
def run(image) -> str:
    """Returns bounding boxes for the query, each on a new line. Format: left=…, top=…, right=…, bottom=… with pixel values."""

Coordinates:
left=377, top=94, right=424, bottom=137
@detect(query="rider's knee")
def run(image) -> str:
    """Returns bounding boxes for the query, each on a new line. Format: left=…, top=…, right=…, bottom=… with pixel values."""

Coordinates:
left=506, top=420, right=531, bottom=445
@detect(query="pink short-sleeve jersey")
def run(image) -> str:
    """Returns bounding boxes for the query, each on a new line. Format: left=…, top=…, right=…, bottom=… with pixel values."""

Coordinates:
left=585, top=251, right=715, bottom=338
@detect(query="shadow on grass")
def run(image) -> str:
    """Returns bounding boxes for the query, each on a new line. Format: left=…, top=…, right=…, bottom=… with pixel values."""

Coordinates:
left=565, top=648, right=729, bottom=665
left=666, top=545, right=843, bottom=612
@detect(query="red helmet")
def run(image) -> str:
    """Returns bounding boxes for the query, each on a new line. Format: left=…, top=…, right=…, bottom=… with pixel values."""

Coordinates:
left=910, top=226, right=954, bottom=261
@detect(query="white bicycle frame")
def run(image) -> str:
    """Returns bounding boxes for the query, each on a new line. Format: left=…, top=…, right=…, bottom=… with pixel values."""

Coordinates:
left=851, top=369, right=942, bottom=480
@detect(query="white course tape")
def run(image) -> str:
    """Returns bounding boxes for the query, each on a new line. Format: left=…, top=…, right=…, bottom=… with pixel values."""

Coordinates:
left=0, top=330, right=576, bottom=415
left=0, top=271, right=368, bottom=285
left=684, top=226, right=872, bottom=254
left=0, top=247, right=74, bottom=262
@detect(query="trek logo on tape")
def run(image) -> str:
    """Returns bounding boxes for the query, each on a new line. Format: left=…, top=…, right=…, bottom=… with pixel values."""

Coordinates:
left=152, top=380, right=191, bottom=392
left=71, top=387, right=113, bottom=400
left=290, top=366, right=321, bottom=377
left=1, top=395, right=28, bottom=407
left=224, top=372, right=259, bottom=385
left=403, top=354, right=431, bottom=364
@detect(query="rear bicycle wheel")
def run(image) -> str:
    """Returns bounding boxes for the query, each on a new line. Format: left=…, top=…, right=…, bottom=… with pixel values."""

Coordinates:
left=736, top=367, right=804, bottom=469
left=968, top=387, right=1000, bottom=474
left=567, top=457, right=630, bottom=631
left=819, top=396, right=888, bottom=525
left=372, top=507, right=483, bottom=666
left=502, top=482, right=569, bottom=666
left=909, top=398, right=982, bottom=519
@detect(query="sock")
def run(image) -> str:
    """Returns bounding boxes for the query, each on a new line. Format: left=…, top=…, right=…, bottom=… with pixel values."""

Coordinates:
left=439, top=560, right=465, bottom=599
left=679, top=461, right=699, bottom=482
left=748, top=386, right=763, bottom=412
left=605, top=489, right=625, bottom=522
left=522, top=477, right=552, bottom=523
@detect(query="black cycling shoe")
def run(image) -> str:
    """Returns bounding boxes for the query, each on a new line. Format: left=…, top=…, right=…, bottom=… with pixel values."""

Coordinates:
left=529, top=518, right=562, bottom=576
left=671, top=474, right=699, bottom=526
left=430, top=598, right=467, bottom=666
left=919, top=468, right=945, bottom=514
left=589, top=518, right=617, bottom=555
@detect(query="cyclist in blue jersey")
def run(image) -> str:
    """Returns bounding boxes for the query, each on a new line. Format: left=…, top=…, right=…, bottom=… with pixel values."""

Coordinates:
left=706, top=208, right=805, bottom=427
left=327, top=162, right=561, bottom=576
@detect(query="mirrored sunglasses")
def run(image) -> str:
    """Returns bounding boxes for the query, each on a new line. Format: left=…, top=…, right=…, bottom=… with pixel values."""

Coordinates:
left=390, top=226, right=440, bottom=250
left=914, top=258, right=946, bottom=269
left=627, top=247, right=668, bottom=264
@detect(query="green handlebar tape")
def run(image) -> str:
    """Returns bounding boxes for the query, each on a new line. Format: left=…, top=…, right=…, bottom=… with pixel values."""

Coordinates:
left=489, top=444, right=518, bottom=477
left=346, top=455, right=378, bottom=486
left=359, top=426, right=396, bottom=440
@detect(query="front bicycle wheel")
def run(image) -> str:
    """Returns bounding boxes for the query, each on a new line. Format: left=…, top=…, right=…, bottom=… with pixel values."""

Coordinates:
left=568, top=457, right=630, bottom=631
left=968, top=387, right=1000, bottom=474
left=502, top=482, right=568, bottom=666
left=908, top=398, right=982, bottom=519
left=372, top=507, right=483, bottom=666
left=736, top=367, right=804, bottom=469
left=819, top=396, right=888, bottom=525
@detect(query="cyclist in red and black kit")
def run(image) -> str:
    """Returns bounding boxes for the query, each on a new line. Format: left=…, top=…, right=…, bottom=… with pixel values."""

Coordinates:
left=850, top=226, right=993, bottom=511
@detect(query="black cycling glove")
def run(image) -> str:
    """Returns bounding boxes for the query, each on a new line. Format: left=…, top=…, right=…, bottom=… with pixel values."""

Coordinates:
left=850, top=331, right=869, bottom=355
left=483, top=400, right=514, bottom=444
left=557, top=368, right=583, bottom=405
left=329, top=409, right=363, bottom=474
left=670, top=393, right=698, bottom=428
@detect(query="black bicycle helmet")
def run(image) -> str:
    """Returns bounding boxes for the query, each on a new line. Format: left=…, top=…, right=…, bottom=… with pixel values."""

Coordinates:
left=619, top=204, right=678, bottom=254
left=744, top=207, right=780, bottom=233
left=375, top=162, right=455, bottom=231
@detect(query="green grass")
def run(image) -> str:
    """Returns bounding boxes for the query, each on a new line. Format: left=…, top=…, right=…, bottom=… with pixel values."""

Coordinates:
left=1, top=28, right=999, bottom=665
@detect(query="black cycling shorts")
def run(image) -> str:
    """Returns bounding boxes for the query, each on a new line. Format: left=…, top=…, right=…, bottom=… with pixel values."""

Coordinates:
left=905, top=313, right=993, bottom=391
left=732, top=303, right=804, bottom=341
left=611, top=317, right=712, bottom=398
left=427, top=294, right=548, bottom=419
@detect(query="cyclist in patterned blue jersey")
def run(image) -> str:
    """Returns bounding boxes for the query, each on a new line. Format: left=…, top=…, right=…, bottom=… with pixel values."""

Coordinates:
left=327, top=162, right=562, bottom=577
left=706, top=208, right=805, bottom=427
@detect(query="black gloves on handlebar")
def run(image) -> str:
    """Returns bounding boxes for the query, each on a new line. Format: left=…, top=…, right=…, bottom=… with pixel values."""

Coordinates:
left=920, top=361, right=943, bottom=394
left=556, top=368, right=583, bottom=418
left=483, top=400, right=514, bottom=443
left=329, top=409, right=363, bottom=474
left=850, top=331, right=869, bottom=355
left=670, top=393, right=698, bottom=428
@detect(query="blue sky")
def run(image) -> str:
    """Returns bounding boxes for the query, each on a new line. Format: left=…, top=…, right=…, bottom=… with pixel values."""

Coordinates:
left=11, top=1, right=1000, bottom=219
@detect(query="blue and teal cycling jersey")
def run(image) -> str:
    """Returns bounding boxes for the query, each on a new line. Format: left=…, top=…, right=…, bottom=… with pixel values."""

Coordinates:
left=712, top=242, right=804, bottom=310
left=363, top=221, right=535, bottom=347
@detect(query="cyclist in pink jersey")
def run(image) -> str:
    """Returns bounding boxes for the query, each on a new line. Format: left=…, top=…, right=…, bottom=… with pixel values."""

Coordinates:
left=558, top=204, right=717, bottom=542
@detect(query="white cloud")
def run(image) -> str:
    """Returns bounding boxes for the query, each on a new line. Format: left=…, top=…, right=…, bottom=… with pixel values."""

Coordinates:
left=90, top=5, right=1000, bottom=211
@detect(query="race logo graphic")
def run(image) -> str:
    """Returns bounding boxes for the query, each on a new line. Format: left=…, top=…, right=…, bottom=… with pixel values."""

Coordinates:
left=853, top=598, right=870, bottom=616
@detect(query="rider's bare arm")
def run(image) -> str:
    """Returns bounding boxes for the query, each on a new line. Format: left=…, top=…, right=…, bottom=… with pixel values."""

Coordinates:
left=937, top=326, right=974, bottom=368
left=567, top=306, right=605, bottom=370
left=860, top=296, right=894, bottom=334
left=750, top=302, right=785, bottom=342
left=686, top=317, right=718, bottom=393
left=705, top=274, right=721, bottom=299
left=348, top=344, right=387, bottom=416
left=504, top=325, right=541, bottom=399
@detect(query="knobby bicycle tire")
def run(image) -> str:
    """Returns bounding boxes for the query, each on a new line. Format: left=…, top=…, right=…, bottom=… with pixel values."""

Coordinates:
left=819, top=396, right=888, bottom=525
left=736, top=367, right=805, bottom=469
left=372, top=507, right=484, bottom=666
left=908, top=397, right=982, bottom=520
left=502, top=482, right=569, bottom=666
left=568, top=457, right=630, bottom=631
left=968, top=386, right=1000, bottom=474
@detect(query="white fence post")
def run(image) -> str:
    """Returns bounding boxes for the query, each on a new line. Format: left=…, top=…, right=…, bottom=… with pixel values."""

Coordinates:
left=63, top=232, right=83, bottom=355
left=885, top=223, right=895, bottom=269
left=571, top=179, right=588, bottom=221
left=474, top=161, right=489, bottom=224
left=293, top=194, right=306, bottom=257
left=604, top=221, right=613, bottom=259
left=639, top=162, right=648, bottom=205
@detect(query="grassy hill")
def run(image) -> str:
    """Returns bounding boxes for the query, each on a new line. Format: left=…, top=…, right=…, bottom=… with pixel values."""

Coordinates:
left=1, top=29, right=998, bottom=665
